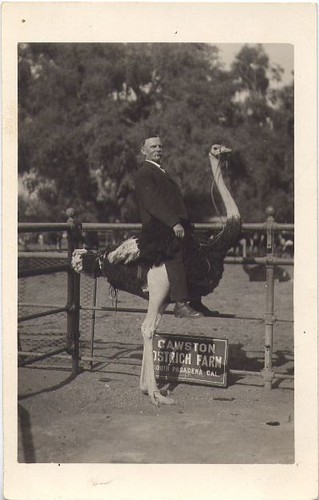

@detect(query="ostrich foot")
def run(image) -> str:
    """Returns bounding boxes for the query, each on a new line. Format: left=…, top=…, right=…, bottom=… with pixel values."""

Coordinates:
left=141, top=388, right=175, bottom=405
left=150, top=390, right=175, bottom=406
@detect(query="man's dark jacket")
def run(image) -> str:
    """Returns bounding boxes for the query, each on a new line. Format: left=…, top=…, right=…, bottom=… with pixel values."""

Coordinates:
left=134, top=160, right=189, bottom=266
left=135, top=160, right=188, bottom=228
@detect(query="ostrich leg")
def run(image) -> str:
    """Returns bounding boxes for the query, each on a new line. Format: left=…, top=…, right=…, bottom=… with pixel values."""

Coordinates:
left=140, top=265, right=174, bottom=405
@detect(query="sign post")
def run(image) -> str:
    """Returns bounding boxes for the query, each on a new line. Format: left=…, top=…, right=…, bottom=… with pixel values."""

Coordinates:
left=153, top=333, right=228, bottom=387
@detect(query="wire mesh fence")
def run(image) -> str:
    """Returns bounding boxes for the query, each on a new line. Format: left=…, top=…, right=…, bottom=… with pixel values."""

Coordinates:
left=78, top=274, right=97, bottom=368
left=18, top=252, right=71, bottom=368
left=18, top=253, right=105, bottom=369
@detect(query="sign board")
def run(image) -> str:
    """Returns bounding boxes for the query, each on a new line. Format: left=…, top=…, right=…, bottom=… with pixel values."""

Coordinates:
left=153, top=333, right=228, bottom=387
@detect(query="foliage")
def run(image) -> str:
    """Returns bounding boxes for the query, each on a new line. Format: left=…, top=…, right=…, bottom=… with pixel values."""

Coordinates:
left=18, top=43, right=294, bottom=223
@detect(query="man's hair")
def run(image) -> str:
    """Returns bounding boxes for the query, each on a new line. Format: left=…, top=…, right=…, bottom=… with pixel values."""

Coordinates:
left=141, top=133, right=161, bottom=148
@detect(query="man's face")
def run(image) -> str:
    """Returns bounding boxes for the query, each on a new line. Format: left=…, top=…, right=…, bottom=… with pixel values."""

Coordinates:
left=141, top=137, right=163, bottom=164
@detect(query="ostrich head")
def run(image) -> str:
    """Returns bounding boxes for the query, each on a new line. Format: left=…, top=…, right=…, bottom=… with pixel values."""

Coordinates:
left=209, top=144, right=232, bottom=158
left=208, top=145, right=232, bottom=179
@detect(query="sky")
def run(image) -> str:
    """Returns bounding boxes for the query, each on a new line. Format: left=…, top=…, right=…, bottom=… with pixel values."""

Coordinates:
left=215, top=43, right=294, bottom=87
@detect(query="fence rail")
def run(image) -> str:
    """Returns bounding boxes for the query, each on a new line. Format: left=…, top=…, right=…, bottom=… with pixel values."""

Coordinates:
left=18, top=223, right=70, bottom=232
left=82, top=222, right=294, bottom=232
left=18, top=221, right=294, bottom=233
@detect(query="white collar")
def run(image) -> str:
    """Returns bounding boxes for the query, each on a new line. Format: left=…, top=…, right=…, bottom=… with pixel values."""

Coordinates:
left=145, top=159, right=165, bottom=171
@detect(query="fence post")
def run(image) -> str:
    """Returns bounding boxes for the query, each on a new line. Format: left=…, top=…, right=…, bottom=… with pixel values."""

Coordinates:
left=66, top=207, right=82, bottom=375
left=262, top=206, right=276, bottom=389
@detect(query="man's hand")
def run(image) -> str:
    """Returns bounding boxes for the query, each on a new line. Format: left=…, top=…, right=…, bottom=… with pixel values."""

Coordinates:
left=173, top=223, right=185, bottom=239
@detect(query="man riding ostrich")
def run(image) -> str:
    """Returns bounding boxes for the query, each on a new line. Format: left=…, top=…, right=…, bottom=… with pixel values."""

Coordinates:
left=72, top=139, right=241, bottom=405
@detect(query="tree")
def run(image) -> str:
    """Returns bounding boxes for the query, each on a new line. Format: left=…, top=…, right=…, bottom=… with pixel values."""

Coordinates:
left=226, top=45, right=294, bottom=222
left=18, top=43, right=294, bottom=223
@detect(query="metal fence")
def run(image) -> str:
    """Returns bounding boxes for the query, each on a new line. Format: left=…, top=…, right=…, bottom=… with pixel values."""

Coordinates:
left=18, top=207, right=294, bottom=389
left=18, top=212, right=81, bottom=374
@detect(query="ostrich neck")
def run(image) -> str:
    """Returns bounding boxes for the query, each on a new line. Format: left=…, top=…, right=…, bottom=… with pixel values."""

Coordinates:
left=209, top=156, right=240, bottom=220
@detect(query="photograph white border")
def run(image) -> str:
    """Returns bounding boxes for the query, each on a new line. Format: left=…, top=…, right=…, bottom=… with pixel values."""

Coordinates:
left=2, top=3, right=318, bottom=499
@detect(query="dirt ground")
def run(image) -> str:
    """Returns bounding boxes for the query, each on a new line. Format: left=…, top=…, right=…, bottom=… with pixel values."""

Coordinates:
left=18, top=264, right=294, bottom=464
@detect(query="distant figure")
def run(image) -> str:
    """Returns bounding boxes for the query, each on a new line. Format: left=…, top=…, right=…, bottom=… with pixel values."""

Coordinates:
left=236, top=235, right=252, bottom=257
left=278, top=232, right=294, bottom=258
left=38, top=234, right=44, bottom=249
left=56, top=233, right=62, bottom=250
left=283, top=238, right=294, bottom=258
left=62, top=231, right=68, bottom=249
left=251, top=232, right=266, bottom=257
left=18, top=237, right=27, bottom=251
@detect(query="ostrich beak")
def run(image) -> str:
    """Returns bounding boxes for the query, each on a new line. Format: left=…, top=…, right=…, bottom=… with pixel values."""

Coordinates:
left=220, top=146, right=232, bottom=154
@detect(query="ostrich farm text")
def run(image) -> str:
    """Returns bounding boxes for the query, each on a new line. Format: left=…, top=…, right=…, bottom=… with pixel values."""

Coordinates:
left=153, top=335, right=228, bottom=387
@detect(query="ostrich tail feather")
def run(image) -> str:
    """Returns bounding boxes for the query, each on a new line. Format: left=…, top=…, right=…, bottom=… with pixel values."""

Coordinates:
left=107, top=237, right=140, bottom=264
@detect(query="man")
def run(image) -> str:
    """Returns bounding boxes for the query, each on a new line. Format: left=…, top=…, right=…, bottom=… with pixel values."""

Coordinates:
left=134, top=135, right=203, bottom=319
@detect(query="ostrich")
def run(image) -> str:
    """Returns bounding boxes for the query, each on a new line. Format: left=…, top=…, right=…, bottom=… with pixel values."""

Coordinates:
left=72, top=144, right=241, bottom=405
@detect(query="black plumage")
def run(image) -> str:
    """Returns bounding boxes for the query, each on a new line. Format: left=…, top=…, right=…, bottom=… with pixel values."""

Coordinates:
left=80, top=216, right=241, bottom=301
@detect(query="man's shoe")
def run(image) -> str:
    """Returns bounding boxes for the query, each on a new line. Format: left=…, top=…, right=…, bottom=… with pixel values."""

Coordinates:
left=174, top=302, right=204, bottom=319
left=188, top=299, right=212, bottom=316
